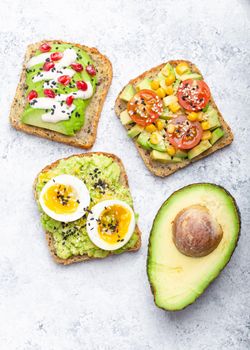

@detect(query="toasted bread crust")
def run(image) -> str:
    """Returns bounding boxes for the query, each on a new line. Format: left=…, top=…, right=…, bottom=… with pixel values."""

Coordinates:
left=34, top=152, right=141, bottom=265
left=115, top=60, right=234, bottom=177
left=10, top=40, right=113, bottom=149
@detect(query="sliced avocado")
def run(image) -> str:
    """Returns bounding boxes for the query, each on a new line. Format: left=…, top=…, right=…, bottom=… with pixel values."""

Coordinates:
left=163, top=95, right=178, bottom=107
left=188, top=140, right=212, bottom=160
left=205, top=106, right=221, bottom=130
left=210, top=128, right=225, bottom=145
left=160, top=107, right=174, bottom=120
left=21, top=108, right=75, bottom=136
left=127, top=124, right=144, bottom=138
left=119, top=110, right=133, bottom=125
left=175, top=149, right=188, bottom=159
left=179, top=73, right=202, bottom=81
left=137, top=131, right=151, bottom=150
left=150, top=150, right=171, bottom=163
left=120, top=84, right=136, bottom=102
left=147, top=183, right=240, bottom=311
left=161, top=63, right=174, bottom=77
left=173, top=79, right=181, bottom=94
left=135, top=78, right=153, bottom=91
left=148, top=132, right=167, bottom=152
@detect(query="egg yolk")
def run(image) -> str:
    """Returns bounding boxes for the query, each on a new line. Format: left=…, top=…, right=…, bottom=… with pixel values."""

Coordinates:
left=43, top=184, right=79, bottom=214
left=98, top=205, right=131, bottom=244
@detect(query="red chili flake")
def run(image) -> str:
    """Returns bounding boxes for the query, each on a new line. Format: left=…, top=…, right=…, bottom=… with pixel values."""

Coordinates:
left=66, top=95, right=74, bottom=106
left=44, top=89, right=56, bottom=98
left=70, top=62, right=83, bottom=72
left=58, top=75, right=71, bottom=86
left=76, top=80, right=88, bottom=91
left=50, top=52, right=63, bottom=61
left=43, top=61, right=55, bottom=71
left=27, top=90, right=38, bottom=101
left=39, top=43, right=51, bottom=52
left=86, top=65, right=96, bottom=76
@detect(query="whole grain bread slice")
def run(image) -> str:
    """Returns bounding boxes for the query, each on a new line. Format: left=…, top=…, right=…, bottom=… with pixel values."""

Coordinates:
left=115, top=60, right=233, bottom=177
left=10, top=40, right=113, bottom=149
left=34, top=152, right=141, bottom=265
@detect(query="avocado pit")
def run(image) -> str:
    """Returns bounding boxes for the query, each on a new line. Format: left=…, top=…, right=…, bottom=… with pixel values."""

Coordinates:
left=172, top=205, right=223, bottom=257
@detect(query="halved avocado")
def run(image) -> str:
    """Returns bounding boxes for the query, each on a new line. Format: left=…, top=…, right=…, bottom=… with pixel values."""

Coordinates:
left=147, top=183, right=240, bottom=311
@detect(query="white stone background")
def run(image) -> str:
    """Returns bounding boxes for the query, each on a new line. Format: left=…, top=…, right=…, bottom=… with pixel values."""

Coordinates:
left=0, top=0, right=250, bottom=349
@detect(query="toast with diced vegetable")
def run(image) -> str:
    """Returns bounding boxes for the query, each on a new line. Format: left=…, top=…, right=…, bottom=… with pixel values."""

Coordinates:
left=10, top=40, right=112, bottom=149
left=115, top=60, right=233, bottom=177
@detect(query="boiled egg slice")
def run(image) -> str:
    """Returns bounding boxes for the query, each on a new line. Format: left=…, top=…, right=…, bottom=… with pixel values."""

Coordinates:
left=86, top=199, right=135, bottom=250
left=39, top=174, right=90, bottom=222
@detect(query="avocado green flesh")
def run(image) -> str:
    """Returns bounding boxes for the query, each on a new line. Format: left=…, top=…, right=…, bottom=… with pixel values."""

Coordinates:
left=147, top=183, right=240, bottom=311
left=36, top=154, right=139, bottom=260
left=22, top=43, right=97, bottom=135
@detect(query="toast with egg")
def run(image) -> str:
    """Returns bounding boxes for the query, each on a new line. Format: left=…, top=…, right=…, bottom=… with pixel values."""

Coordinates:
left=115, top=60, right=233, bottom=177
left=34, top=152, right=141, bottom=265
left=10, top=40, right=112, bottom=149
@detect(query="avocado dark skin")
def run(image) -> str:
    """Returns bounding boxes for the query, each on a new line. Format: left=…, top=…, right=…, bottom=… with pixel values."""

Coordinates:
left=147, top=183, right=241, bottom=311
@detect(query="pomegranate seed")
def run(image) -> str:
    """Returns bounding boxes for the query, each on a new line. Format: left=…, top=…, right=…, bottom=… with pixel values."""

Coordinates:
left=27, top=90, right=38, bottom=101
left=66, top=95, right=74, bottom=106
left=39, top=43, right=51, bottom=52
left=58, top=75, right=71, bottom=86
left=76, top=80, right=88, bottom=91
left=70, top=62, right=83, bottom=72
left=50, top=52, right=63, bottom=61
left=43, top=61, right=55, bottom=71
left=44, top=89, right=55, bottom=98
left=86, top=65, right=96, bottom=76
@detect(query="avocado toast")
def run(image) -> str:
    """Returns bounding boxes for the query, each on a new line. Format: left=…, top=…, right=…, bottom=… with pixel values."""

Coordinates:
left=34, top=152, right=141, bottom=265
left=10, top=40, right=112, bottom=148
left=115, top=60, right=233, bottom=177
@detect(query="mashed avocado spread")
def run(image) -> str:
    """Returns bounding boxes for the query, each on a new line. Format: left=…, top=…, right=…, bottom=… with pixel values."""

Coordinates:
left=22, top=43, right=97, bottom=136
left=36, top=154, right=139, bottom=259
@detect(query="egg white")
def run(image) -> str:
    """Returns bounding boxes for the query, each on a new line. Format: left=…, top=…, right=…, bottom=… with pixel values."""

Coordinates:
left=86, top=199, right=136, bottom=250
left=39, top=174, right=90, bottom=222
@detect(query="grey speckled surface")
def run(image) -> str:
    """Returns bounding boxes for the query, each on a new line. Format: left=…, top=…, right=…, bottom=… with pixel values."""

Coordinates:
left=0, top=0, right=250, bottom=349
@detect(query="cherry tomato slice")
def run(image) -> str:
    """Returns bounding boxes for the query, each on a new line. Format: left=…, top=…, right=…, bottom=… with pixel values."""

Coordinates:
left=168, top=115, right=203, bottom=150
left=127, top=89, right=163, bottom=126
left=177, top=79, right=211, bottom=112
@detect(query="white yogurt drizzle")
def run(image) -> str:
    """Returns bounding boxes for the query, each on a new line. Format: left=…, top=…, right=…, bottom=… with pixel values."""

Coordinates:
left=30, top=82, right=93, bottom=123
left=26, top=48, right=93, bottom=123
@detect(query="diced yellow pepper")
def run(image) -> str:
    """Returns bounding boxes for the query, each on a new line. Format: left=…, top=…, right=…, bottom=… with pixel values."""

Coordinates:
left=164, top=85, right=174, bottom=95
left=150, top=80, right=160, bottom=90
left=201, top=121, right=210, bottom=130
left=169, top=102, right=180, bottom=113
left=187, top=112, right=199, bottom=122
left=165, top=73, right=176, bottom=86
left=201, top=130, right=212, bottom=140
left=197, top=113, right=204, bottom=121
left=155, top=119, right=164, bottom=131
left=145, top=124, right=157, bottom=133
left=167, top=145, right=176, bottom=156
left=176, top=62, right=189, bottom=75
left=156, top=87, right=166, bottom=98
left=150, top=132, right=160, bottom=145
left=167, top=124, right=176, bottom=134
